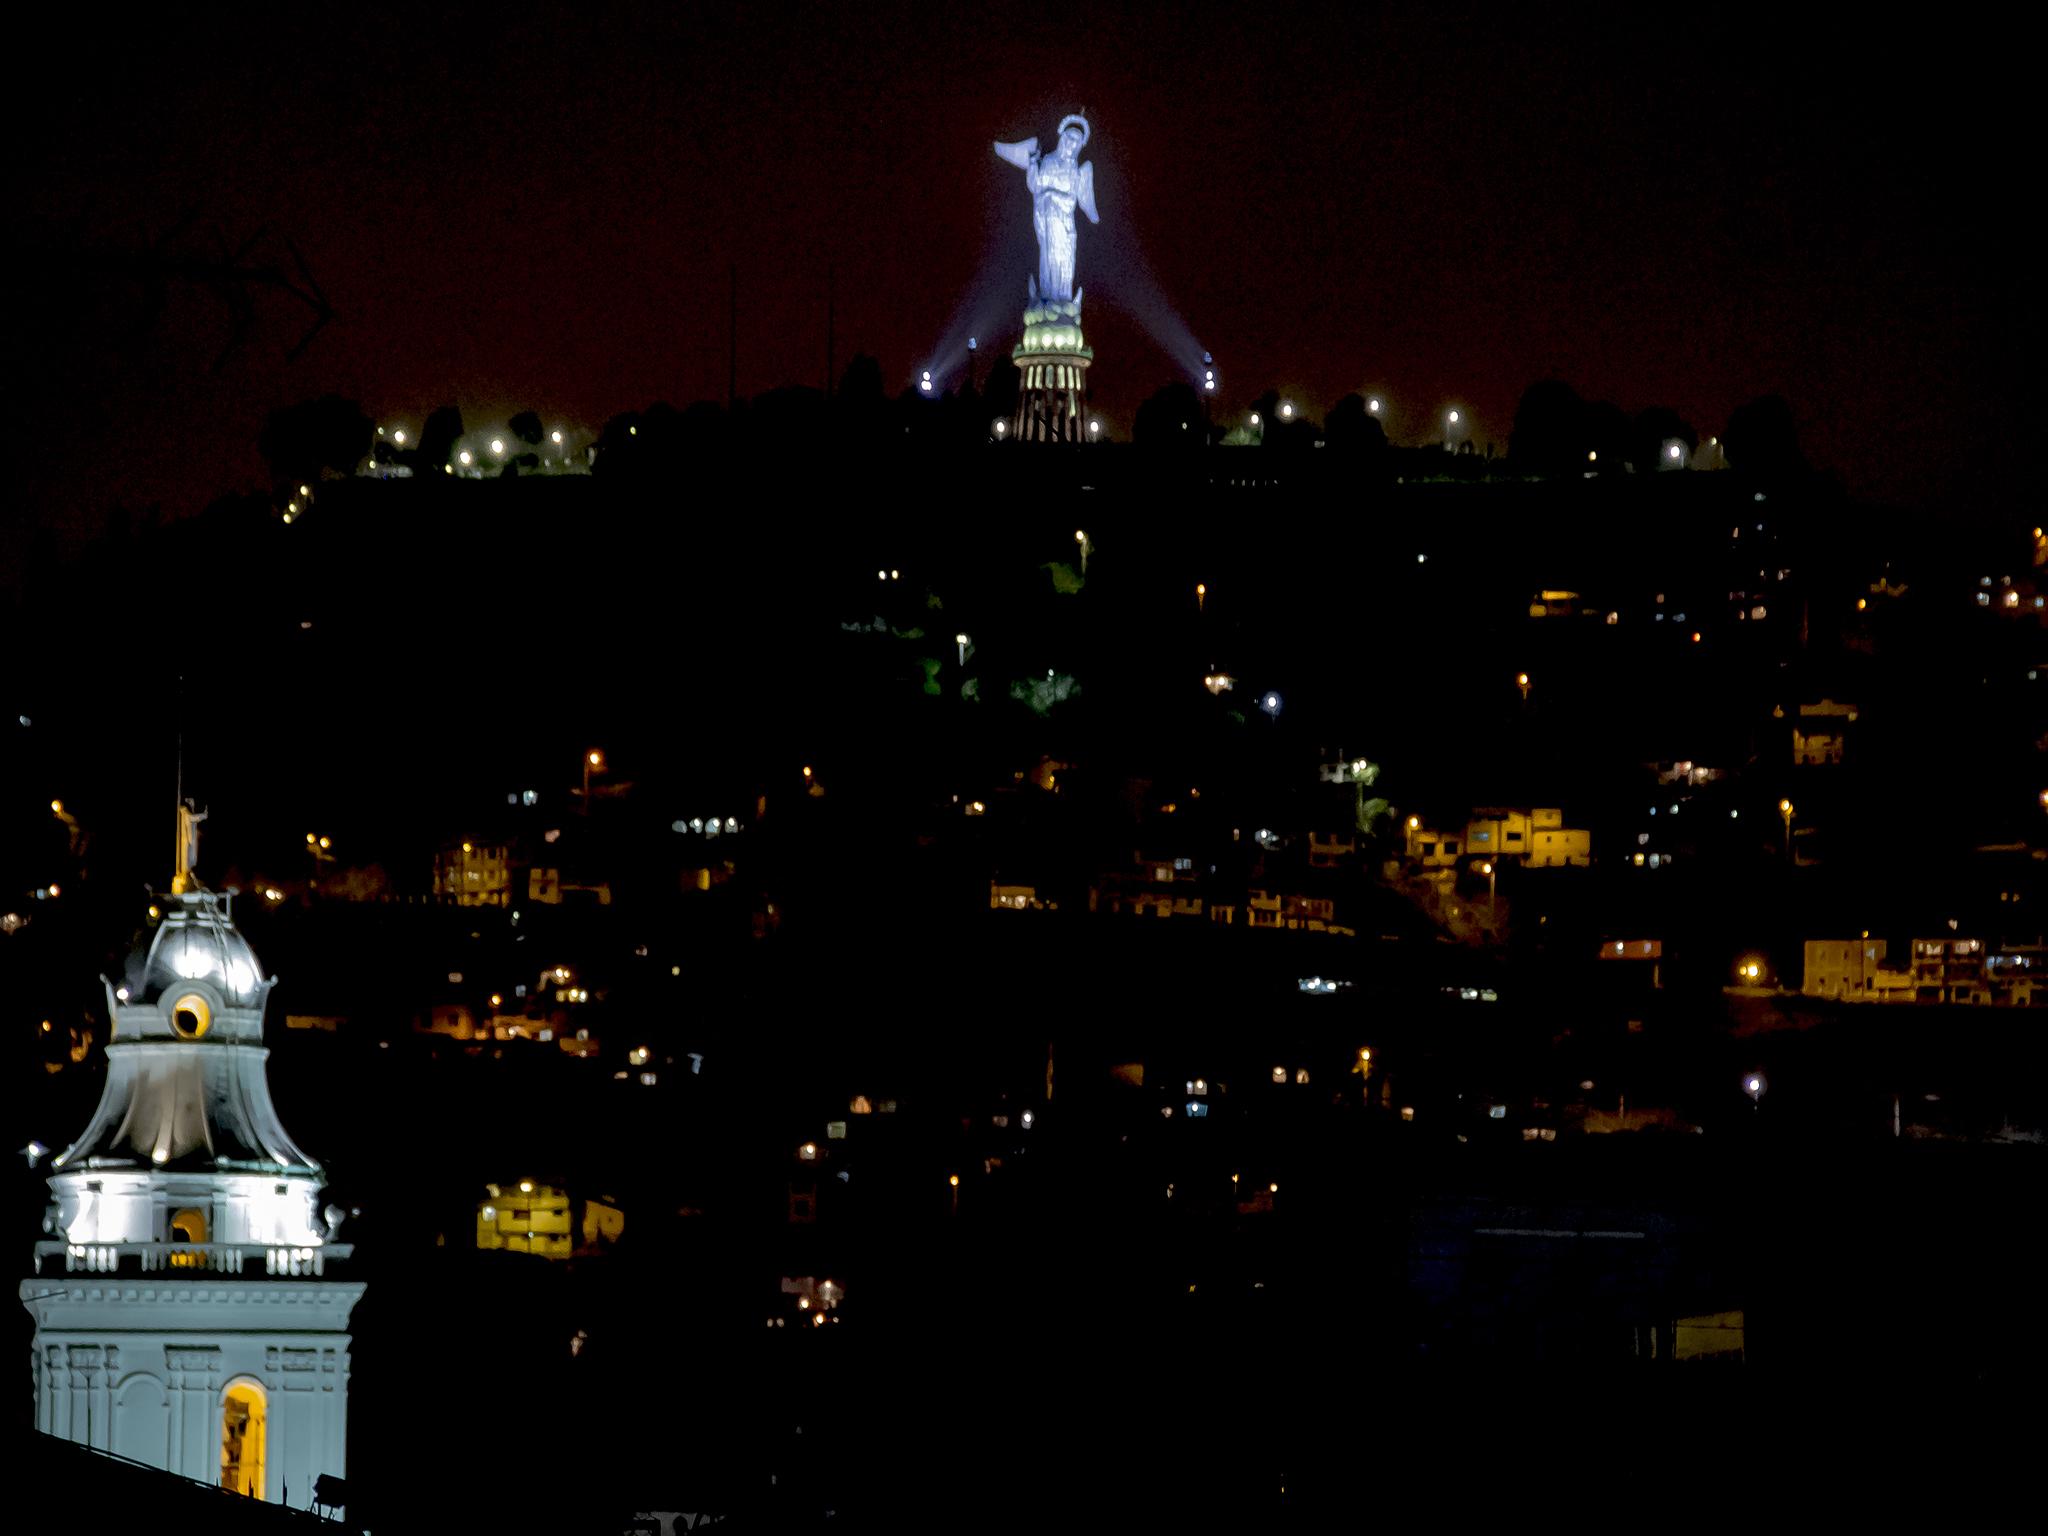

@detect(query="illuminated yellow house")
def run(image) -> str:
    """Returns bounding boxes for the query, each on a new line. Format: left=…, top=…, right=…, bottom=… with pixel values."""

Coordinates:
left=1465, top=808, right=1591, bottom=868
left=478, top=1182, right=574, bottom=1258
left=434, top=839, right=511, bottom=906
left=1790, top=699, right=1856, bottom=765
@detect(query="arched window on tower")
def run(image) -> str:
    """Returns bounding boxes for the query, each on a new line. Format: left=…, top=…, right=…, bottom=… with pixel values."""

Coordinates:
left=169, top=1206, right=209, bottom=1267
left=221, top=1380, right=267, bottom=1499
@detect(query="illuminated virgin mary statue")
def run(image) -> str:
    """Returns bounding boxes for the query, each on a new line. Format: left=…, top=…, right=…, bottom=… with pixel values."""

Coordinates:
left=994, top=114, right=1099, bottom=306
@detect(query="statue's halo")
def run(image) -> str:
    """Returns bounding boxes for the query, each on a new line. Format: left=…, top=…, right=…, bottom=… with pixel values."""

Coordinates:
left=1058, top=114, right=1091, bottom=150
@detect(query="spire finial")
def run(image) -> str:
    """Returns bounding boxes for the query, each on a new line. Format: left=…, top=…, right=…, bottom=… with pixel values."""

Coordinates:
left=172, top=802, right=207, bottom=895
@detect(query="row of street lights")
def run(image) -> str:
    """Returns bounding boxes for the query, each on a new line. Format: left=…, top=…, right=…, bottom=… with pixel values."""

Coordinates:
left=1242, top=396, right=1462, bottom=443
left=381, top=425, right=568, bottom=451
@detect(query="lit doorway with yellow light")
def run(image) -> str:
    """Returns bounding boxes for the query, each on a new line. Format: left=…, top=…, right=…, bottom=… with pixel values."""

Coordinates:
left=221, top=1380, right=267, bottom=1499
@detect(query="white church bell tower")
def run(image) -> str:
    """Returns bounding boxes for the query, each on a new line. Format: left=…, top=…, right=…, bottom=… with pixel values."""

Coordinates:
left=20, top=805, right=363, bottom=1507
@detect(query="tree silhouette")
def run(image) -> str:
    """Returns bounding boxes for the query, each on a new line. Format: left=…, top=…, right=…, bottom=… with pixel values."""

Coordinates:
left=592, top=411, right=641, bottom=476
left=834, top=353, right=888, bottom=442
left=1134, top=382, right=1204, bottom=448
left=1247, top=388, right=1317, bottom=451
left=1509, top=380, right=1587, bottom=475
left=419, top=405, right=465, bottom=473
left=1324, top=394, right=1388, bottom=453
left=980, top=356, right=1020, bottom=430
left=1583, top=400, right=1631, bottom=471
left=680, top=400, right=727, bottom=450
left=508, top=411, right=544, bottom=447
left=258, top=395, right=371, bottom=487
left=746, top=388, right=824, bottom=450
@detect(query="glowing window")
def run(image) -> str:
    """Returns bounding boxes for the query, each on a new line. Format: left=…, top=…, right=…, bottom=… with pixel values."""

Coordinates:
left=221, top=1381, right=267, bottom=1499
left=169, top=1206, right=209, bottom=1246
left=171, top=993, right=211, bottom=1040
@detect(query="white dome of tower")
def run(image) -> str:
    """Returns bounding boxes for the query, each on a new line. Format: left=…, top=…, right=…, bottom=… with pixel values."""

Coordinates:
left=53, top=889, right=322, bottom=1191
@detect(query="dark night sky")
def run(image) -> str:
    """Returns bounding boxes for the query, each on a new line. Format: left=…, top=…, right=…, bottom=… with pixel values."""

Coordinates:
left=10, top=2, right=2032, bottom=565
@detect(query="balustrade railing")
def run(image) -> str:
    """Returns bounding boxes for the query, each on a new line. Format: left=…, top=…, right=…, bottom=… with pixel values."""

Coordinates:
left=31, top=1240, right=353, bottom=1277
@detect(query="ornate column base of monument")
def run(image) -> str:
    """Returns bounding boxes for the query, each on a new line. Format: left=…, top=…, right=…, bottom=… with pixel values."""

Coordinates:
left=1011, top=297, right=1093, bottom=443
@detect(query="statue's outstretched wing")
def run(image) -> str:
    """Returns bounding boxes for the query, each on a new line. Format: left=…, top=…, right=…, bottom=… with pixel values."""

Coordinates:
left=1078, top=161, right=1099, bottom=224
left=993, top=137, right=1040, bottom=170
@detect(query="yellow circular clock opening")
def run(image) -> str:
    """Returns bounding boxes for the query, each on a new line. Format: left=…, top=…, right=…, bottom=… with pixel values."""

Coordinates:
left=171, top=993, right=211, bottom=1040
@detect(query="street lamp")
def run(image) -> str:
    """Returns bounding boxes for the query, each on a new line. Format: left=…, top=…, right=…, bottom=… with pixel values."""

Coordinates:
left=1195, top=582, right=1206, bottom=613
left=1367, top=397, right=1381, bottom=415
left=1445, top=408, right=1462, bottom=451
left=305, top=833, right=333, bottom=893
left=1516, top=671, right=1530, bottom=701
left=1279, top=401, right=1295, bottom=420
left=1075, top=529, right=1089, bottom=575
left=584, top=749, right=606, bottom=815
left=1779, top=799, right=1794, bottom=862
left=1249, top=412, right=1261, bottom=428
left=955, top=633, right=970, bottom=666
left=1089, top=419, right=1101, bottom=440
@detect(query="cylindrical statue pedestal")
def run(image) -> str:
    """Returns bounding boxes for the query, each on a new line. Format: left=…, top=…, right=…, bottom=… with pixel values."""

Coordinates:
left=1012, top=296, right=1094, bottom=443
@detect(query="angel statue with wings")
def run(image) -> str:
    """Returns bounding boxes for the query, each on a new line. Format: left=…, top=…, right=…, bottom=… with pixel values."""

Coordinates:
left=994, top=114, right=1099, bottom=305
